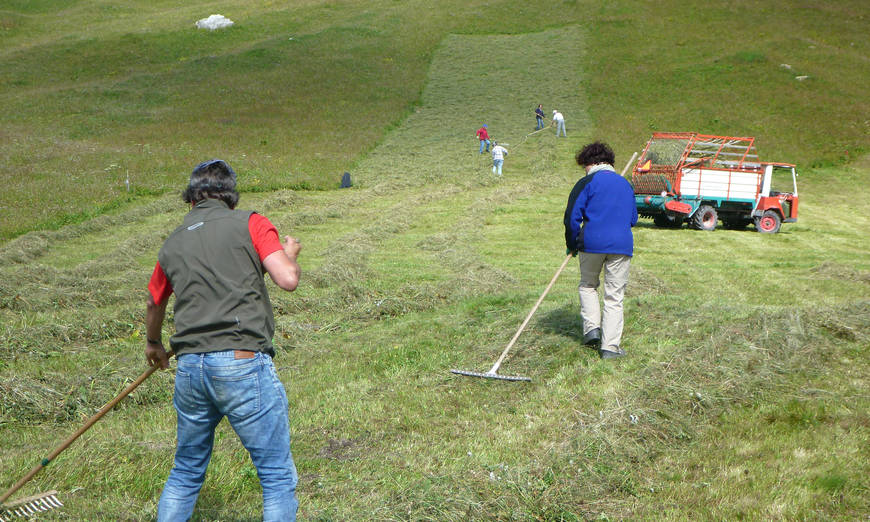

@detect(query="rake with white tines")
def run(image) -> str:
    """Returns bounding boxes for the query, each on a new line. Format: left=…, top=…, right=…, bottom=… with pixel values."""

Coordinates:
left=0, top=491, right=63, bottom=521
left=1, top=352, right=173, bottom=519
left=451, top=254, right=574, bottom=382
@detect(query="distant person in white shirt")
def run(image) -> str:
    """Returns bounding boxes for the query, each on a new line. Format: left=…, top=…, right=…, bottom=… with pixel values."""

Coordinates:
left=552, top=110, right=566, bottom=137
left=491, top=142, right=508, bottom=176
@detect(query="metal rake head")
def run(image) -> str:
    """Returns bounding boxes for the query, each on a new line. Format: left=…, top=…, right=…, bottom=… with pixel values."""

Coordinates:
left=450, top=369, right=531, bottom=382
left=0, top=491, right=63, bottom=521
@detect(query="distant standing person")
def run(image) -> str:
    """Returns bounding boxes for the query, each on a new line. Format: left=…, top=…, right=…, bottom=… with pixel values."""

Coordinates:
left=563, top=142, right=637, bottom=359
left=145, top=159, right=302, bottom=520
left=534, top=104, right=545, bottom=130
left=491, top=141, right=508, bottom=176
left=552, top=110, right=566, bottom=137
left=476, top=124, right=491, bottom=154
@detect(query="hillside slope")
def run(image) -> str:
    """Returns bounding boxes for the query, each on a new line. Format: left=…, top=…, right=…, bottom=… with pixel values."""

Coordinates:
left=2, top=19, right=868, bottom=519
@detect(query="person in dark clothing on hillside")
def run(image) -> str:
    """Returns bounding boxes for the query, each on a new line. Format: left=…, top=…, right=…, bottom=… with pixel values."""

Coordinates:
left=564, top=142, right=638, bottom=359
left=145, top=159, right=302, bottom=521
left=534, top=104, right=545, bottom=130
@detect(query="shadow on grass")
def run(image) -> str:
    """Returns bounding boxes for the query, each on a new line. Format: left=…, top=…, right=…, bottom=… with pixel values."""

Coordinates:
left=634, top=220, right=670, bottom=230
left=189, top=494, right=260, bottom=522
left=537, top=304, right=583, bottom=341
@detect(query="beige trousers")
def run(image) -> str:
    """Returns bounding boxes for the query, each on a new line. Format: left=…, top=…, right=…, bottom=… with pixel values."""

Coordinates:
left=578, top=253, right=631, bottom=352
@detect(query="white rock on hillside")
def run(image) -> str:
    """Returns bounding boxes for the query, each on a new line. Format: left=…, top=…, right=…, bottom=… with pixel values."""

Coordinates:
left=195, top=14, right=234, bottom=31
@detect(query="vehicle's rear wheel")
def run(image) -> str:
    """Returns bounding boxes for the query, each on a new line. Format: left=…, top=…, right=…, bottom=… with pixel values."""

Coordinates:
left=653, top=213, right=683, bottom=228
left=755, top=210, right=782, bottom=234
left=691, top=205, right=717, bottom=231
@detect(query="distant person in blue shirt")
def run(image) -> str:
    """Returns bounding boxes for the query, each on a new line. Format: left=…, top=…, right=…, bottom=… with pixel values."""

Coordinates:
left=564, top=141, right=638, bottom=359
left=534, top=104, right=545, bottom=130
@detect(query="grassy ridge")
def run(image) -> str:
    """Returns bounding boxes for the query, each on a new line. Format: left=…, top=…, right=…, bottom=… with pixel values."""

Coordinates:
left=0, top=0, right=582, bottom=239
left=1, top=1, right=868, bottom=520
left=2, top=0, right=868, bottom=239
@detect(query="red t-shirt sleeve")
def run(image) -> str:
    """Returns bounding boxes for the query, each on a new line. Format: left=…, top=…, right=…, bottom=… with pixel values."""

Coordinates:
left=148, top=262, right=174, bottom=306
left=248, top=213, right=283, bottom=261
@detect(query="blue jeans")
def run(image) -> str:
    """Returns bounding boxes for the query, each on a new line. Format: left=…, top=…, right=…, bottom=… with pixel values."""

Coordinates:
left=492, top=159, right=503, bottom=175
left=479, top=139, right=490, bottom=154
left=535, top=116, right=544, bottom=130
left=556, top=120, right=566, bottom=137
left=157, top=351, right=298, bottom=522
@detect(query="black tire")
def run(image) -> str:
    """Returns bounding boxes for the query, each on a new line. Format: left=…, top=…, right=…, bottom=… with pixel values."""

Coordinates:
left=691, top=205, right=717, bottom=231
left=722, top=218, right=751, bottom=230
left=653, top=213, right=683, bottom=228
left=755, top=210, right=782, bottom=234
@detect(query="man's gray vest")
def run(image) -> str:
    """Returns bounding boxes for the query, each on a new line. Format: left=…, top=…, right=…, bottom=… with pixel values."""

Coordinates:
left=158, top=198, right=276, bottom=356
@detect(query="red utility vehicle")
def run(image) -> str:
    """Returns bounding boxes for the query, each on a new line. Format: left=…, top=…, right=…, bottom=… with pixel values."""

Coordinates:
left=632, top=132, right=799, bottom=233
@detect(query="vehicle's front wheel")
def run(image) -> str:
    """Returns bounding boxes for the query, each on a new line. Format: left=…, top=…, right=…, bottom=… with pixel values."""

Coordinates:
left=691, top=205, right=717, bottom=231
left=755, top=210, right=782, bottom=234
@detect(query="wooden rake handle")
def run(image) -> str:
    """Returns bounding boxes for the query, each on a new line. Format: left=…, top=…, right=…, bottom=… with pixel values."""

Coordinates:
left=1, top=351, right=174, bottom=505
left=488, top=254, right=574, bottom=374
left=620, top=152, right=638, bottom=177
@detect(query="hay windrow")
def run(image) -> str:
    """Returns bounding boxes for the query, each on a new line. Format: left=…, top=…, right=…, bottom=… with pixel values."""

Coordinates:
left=0, top=262, right=139, bottom=312
left=622, top=301, right=869, bottom=445
left=627, top=265, right=671, bottom=296
left=0, top=309, right=140, bottom=359
left=810, top=261, right=870, bottom=284
left=0, top=196, right=178, bottom=265
left=0, top=365, right=174, bottom=424
left=253, top=189, right=299, bottom=213
left=0, top=376, right=66, bottom=423
left=273, top=179, right=540, bottom=329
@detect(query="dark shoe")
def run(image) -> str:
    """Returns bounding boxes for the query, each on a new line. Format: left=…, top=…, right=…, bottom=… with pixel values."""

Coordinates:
left=582, top=328, right=601, bottom=347
left=599, top=348, right=626, bottom=360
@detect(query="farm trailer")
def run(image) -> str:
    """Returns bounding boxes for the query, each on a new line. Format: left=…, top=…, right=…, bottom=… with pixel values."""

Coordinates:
left=631, top=132, right=799, bottom=233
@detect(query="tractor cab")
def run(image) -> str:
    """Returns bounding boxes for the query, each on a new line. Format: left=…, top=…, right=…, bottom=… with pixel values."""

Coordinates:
left=754, top=163, right=799, bottom=233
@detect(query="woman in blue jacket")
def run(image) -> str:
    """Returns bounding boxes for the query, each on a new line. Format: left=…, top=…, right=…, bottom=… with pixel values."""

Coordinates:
left=564, top=142, right=638, bottom=359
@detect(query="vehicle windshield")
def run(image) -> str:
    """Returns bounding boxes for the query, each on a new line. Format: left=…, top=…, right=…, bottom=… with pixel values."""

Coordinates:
left=770, top=166, right=795, bottom=195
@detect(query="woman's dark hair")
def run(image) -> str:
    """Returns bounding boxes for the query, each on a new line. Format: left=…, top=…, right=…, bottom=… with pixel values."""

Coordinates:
left=575, top=141, right=615, bottom=167
left=182, top=159, right=239, bottom=209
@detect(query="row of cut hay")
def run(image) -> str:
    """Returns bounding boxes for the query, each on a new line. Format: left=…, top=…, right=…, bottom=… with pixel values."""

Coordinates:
left=277, top=175, right=559, bottom=327
left=0, top=348, right=175, bottom=424
left=348, top=300, right=869, bottom=520
left=614, top=301, right=869, bottom=449
left=0, top=305, right=142, bottom=352
left=0, top=196, right=179, bottom=265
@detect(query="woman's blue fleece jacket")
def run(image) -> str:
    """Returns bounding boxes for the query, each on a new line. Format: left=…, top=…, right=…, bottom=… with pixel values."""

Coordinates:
left=564, top=169, right=638, bottom=256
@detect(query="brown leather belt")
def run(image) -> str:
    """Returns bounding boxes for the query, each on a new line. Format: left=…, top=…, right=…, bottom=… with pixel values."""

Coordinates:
left=234, top=350, right=255, bottom=359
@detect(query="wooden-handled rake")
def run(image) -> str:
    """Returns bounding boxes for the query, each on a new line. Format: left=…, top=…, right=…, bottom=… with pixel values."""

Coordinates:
left=1, top=353, right=172, bottom=520
left=450, top=151, right=638, bottom=382
left=451, top=254, right=574, bottom=382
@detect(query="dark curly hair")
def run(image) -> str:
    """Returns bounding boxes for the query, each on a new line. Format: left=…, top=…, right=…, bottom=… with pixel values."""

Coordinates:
left=182, top=159, right=239, bottom=209
left=575, top=141, right=615, bottom=168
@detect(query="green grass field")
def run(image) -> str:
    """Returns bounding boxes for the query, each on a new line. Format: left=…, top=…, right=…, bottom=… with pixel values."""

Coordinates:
left=1, top=1, right=868, bottom=520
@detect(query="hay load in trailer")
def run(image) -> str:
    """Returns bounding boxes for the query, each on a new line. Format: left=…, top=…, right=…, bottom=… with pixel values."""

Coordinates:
left=631, top=132, right=799, bottom=233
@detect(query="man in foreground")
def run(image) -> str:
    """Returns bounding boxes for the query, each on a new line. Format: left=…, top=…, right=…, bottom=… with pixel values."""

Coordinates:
left=145, top=159, right=302, bottom=521
left=563, top=142, right=637, bottom=359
